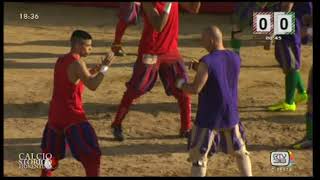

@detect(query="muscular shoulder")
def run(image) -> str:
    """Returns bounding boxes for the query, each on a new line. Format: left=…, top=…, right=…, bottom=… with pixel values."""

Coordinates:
left=68, top=59, right=86, bottom=76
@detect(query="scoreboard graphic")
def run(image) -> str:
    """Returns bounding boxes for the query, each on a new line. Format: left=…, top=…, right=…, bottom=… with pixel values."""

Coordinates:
left=253, top=12, right=295, bottom=36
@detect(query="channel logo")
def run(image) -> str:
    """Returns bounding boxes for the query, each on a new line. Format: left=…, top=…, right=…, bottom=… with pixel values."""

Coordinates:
left=270, top=151, right=295, bottom=167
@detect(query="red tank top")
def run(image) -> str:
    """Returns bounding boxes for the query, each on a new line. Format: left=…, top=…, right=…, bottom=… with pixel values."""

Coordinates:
left=138, top=2, right=179, bottom=56
left=49, top=53, right=87, bottom=129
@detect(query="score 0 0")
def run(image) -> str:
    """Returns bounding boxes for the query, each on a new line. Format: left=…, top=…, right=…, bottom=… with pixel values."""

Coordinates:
left=253, top=12, right=295, bottom=35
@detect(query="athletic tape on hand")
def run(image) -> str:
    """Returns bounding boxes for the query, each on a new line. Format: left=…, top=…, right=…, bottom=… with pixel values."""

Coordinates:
left=100, top=66, right=109, bottom=75
left=176, top=78, right=186, bottom=89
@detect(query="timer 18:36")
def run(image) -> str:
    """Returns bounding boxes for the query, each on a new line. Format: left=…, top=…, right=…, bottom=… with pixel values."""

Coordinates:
left=19, top=13, right=39, bottom=20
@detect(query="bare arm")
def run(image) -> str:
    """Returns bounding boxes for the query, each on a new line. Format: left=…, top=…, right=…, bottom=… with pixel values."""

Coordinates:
left=142, top=2, right=171, bottom=32
left=68, top=53, right=115, bottom=91
left=180, top=62, right=208, bottom=94
left=281, top=2, right=294, bottom=12
left=88, top=64, right=102, bottom=75
left=76, top=60, right=105, bottom=91
left=179, top=2, right=201, bottom=14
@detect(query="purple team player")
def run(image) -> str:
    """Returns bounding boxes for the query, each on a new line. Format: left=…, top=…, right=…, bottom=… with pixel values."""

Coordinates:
left=176, top=26, right=252, bottom=177
left=268, top=2, right=312, bottom=112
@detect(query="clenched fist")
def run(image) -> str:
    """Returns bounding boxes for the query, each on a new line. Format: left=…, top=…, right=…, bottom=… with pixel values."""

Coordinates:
left=101, top=52, right=115, bottom=66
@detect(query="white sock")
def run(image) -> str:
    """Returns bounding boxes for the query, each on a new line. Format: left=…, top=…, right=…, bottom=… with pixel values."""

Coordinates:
left=235, top=152, right=252, bottom=176
left=191, top=165, right=207, bottom=177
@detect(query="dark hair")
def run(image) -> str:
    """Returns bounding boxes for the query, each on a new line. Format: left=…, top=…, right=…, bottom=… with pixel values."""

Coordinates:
left=70, top=30, right=92, bottom=46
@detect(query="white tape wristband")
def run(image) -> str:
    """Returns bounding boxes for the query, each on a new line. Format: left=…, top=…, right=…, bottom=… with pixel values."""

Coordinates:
left=164, top=3, right=172, bottom=14
left=176, top=79, right=186, bottom=89
left=99, top=66, right=109, bottom=75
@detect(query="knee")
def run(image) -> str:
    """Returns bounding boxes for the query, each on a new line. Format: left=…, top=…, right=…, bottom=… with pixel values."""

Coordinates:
left=124, top=87, right=143, bottom=100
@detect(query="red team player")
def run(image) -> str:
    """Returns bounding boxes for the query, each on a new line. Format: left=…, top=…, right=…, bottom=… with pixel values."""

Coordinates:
left=111, top=2, right=201, bottom=141
left=40, top=30, right=115, bottom=176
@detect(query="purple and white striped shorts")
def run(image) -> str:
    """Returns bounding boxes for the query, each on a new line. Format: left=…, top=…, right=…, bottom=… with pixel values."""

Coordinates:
left=188, top=122, right=249, bottom=163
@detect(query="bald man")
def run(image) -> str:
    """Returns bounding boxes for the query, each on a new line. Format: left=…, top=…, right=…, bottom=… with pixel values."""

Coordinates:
left=176, top=26, right=252, bottom=177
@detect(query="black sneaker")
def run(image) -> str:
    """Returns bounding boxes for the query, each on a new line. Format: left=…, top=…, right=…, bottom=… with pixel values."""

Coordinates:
left=179, top=129, right=191, bottom=138
left=112, top=125, right=125, bottom=141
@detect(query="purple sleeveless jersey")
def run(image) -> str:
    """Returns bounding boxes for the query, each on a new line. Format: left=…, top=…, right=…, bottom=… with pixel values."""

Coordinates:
left=195, top=50, right=241, bottom=129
